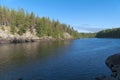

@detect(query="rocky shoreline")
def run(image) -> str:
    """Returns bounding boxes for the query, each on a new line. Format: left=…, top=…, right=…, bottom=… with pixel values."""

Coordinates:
left=0, top=36, right=73, bottom=44
left=0, top=37, right=53, bottom=44
left=0, top=26, right=74, bottom=44
left=96, top=54, right=120, bottom=80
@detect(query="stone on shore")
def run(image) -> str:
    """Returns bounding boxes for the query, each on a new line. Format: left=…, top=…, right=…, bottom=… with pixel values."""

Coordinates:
left=95, top=74, right=106, bottom=80
left=96, top=53, right=120, bottom=80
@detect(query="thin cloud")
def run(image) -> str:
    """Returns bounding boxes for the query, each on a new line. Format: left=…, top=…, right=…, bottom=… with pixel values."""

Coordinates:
left=74, top=24, right=108, bottom=33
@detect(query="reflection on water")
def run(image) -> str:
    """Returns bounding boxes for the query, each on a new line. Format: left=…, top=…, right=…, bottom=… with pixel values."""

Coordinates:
left=0, top=38, right=120, bottom=80
left=0, top=40, right=72, bottom=76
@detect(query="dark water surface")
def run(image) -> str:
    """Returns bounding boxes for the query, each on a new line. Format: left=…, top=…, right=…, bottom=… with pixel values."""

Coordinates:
left=0, top=38, right=120, bottom=80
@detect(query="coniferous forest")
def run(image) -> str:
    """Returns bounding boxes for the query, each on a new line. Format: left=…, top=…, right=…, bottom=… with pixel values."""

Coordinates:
left=2, top=6, right=119, bottom=40
left=0, top=6, right=81, bottom=39
left=96, top=28, right=120, bottom=38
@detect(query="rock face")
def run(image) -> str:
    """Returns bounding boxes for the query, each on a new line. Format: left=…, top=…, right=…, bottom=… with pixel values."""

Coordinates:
left=63, top=32, right=72, bottom=39
left=0, top=26, right=54, bottom=43
left=96, top=54, right=120, bottom=80
left=106, top=54, right=120, bottom=80
left=0, top=26, right=73, bottom=44
left=106, top=54, right=120, bottom=68
left=0, top=26, right=40, bottom=43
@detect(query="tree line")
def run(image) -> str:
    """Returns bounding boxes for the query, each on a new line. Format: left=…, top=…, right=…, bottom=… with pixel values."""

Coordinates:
left=79, top=33, right=96, bottom=38
left=0, top=6, right=81, bottom=39
left=96, top=28, right=120, bottom=38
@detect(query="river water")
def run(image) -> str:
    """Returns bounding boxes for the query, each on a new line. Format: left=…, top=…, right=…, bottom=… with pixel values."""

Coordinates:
left=0, top=38, right=120, bottom=80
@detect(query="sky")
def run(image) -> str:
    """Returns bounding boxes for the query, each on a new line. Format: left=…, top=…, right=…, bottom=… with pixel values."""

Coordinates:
left=0, top=0, right=120, bottom=32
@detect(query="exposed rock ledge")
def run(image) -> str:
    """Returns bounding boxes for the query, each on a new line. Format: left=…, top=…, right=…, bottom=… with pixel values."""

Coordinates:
left=0, top=26, right=53, bottom=43
left=96, top=54, right=120, bottom=80
left=0, top=26, right=72, bottom=44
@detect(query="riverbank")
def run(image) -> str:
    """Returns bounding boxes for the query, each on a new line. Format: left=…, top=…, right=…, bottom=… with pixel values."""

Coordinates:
left=96, top=54, right=120, bottom=80
left=0, top=26, right=74, bottom=44
left=0, top=36, right=72, bottom=44
left=0, top=37, right=52, bottom=44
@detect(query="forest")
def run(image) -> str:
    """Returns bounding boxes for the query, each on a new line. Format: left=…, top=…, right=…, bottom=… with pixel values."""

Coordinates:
left=0, top=6, right=81, bottom=39
left=96, top=28, right=120, bottom=38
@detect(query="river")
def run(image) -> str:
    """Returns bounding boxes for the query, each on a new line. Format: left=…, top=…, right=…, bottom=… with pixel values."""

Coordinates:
left=0, top=38, right=120, bottom=80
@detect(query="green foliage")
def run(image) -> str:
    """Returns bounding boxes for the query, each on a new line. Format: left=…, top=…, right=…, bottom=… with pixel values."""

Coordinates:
left=79, top=33, right=96, bottom=38
left=17, top=24, right=26, bottom=35
left=96, top=28, right=120, bottom=38
left=10, top=25, right=16, bottom=34
left=0, top=6, right=95, bottom=39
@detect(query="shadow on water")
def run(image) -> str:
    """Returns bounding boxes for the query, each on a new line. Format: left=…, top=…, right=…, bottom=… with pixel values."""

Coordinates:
left=0, top=40, right=72, bottom=80
left=0, top=38, right=120, bottom=80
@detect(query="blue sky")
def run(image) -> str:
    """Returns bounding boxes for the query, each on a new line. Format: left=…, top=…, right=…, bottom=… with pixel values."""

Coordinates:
left=0, top=0, right=120, bottom=32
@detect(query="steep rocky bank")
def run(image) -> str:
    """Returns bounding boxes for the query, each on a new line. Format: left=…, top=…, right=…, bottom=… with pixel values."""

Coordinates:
left=96, top=54, right=120, bottom=80
left=0, top=26, right=72, bottom=44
